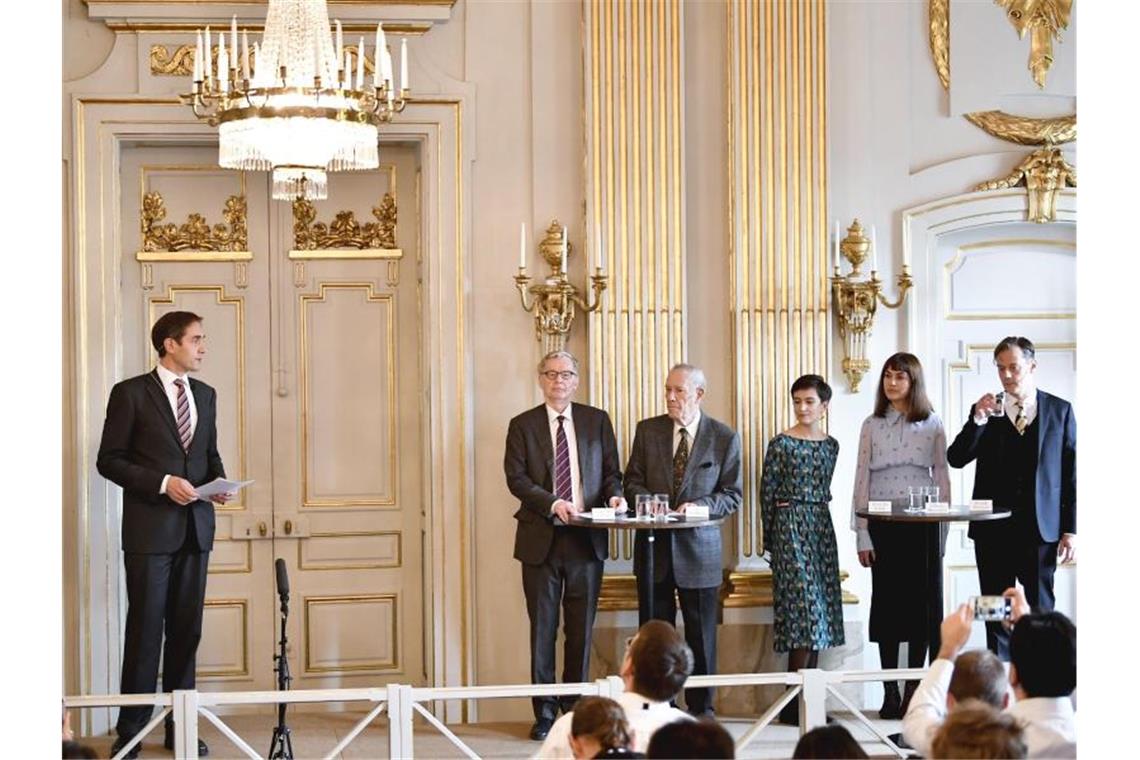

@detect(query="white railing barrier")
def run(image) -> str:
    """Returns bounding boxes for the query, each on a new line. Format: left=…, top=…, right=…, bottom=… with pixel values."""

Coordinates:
left=65, top=667, right=927, bottom=759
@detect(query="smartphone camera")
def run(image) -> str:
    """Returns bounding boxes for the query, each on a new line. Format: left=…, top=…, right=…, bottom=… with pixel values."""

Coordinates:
left=970, top=595, right=1012, bottom=622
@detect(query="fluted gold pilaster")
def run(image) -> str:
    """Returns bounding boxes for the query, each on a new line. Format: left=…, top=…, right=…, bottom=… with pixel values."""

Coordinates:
left=728, top=0, right=830, bottom=559
left=585, top=0, right=686, bottom=560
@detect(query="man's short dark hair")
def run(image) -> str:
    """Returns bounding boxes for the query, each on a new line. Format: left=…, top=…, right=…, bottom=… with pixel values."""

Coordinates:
left=151, top=311, right=203, bottom=357
left=629, top=620, right=694, bottom=702
left=950, top=649, right=1007, bottom=709
left=790, top=374, right=832, bottom=403
left=646, top=718, right=734, bottom=759
left=792, top=724, right=868, bottom=759
left=930, top=699, right=1026, bottom=759
left=993, top=336, right=1035, bottom=361
left=1010, top=611, right=1076, bottom=698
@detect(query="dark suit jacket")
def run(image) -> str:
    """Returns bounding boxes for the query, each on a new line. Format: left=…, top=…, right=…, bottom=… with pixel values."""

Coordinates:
left=624, top=413, right=743, bottom=588
left=947, top=389, right=1076, bottom=542
left=504, top=403, right=623, bottom=565
left=97, top=369, right=226, bottom=554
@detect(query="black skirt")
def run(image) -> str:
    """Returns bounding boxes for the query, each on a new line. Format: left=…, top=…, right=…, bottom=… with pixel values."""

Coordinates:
left=868, top=520, right=943, bottom=642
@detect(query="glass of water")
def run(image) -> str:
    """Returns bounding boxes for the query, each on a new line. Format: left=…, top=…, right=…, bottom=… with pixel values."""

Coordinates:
left=923, top=485, right=941, bottom=506
left=991, top=392, right=1005, bottom=419
left=635, top=494, right=653, bottom=520
left=653, top=494, right=670, bottom=521
left=906, top=486, right=924, bottom=512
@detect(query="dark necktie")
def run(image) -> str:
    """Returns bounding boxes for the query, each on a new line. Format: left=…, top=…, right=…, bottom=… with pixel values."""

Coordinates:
left=174, top=378, right=192, bottom=451
left=672, top=428, right=690, bottom=498
left=554, top=415, right=573, bottom=503
left=1014, top=402, right=1028, bottom=435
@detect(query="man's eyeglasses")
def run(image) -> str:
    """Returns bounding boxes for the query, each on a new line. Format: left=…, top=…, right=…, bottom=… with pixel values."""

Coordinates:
left=541, top=371, right=578, bottom=381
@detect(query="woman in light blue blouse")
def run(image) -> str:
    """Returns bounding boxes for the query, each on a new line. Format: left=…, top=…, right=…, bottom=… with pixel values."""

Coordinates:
left=850, top=353, right=951, bottom=719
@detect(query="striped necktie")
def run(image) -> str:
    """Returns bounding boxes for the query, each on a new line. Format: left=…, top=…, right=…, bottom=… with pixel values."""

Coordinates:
left=554, top=415, right=573, bottom=503
left=174, top=378, right=192, bottom=452
left=1014, top=402, right=1029, bottom=435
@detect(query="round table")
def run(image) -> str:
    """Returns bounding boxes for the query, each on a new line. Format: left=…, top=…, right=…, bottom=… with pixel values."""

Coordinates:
left=566, top=512, right=728, bottom=620
left=854, top=505, right=1011, bottom=655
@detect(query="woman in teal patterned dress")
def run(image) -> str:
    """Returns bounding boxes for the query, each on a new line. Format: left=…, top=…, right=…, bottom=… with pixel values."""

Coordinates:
left=761, top=374, right=844, bottom=722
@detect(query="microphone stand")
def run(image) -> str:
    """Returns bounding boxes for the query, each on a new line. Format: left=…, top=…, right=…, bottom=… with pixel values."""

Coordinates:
left=268, top=583, right=294, bottom=759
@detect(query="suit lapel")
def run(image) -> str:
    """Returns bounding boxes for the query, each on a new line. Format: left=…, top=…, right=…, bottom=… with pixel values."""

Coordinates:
left=1036, top=389, right=1050, bottom=460
left=532, top=405, right=555, bottom=482
left=189, top=378, right=210, bottom=451
left=144, top=369, right=184, bottom=446
left=656, top=416, right=674, bottom=486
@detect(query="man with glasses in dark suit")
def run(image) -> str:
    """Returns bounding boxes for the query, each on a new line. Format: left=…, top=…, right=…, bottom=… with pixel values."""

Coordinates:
left=504, top=350, right=626, bottom=740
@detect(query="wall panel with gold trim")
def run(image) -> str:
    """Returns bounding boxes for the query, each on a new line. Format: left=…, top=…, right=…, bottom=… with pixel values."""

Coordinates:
left=728, top=0, right=830, bottom=560
left=584, top=0, right=687, bottom=560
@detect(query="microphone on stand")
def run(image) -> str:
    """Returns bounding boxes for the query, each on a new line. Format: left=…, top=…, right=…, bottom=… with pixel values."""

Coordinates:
left=269, top=558, right=294, bottom=760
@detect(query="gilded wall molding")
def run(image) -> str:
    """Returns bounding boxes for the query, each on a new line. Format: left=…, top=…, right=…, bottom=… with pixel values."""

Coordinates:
left=727, top=0, right=831, bottom=558
left=584, top=0, right=688, bottom=562
left=994, top=0, right=1073, bottom=89
left=929, top=0, right=950, bottom=90
left=149, top=43, right=380, bottom=78
left=598, top=570, right=857, bottom=610
left=975, top=147, right=1076, bottom=223
left=962, top=110, right=1076, bottom=146
left=292, top=193, right=398, bottom=251
left=140, top=191, right=248, bottom=252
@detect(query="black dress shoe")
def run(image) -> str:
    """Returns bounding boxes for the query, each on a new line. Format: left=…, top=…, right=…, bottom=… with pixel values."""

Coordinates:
left=164, top=726, right=210, bottom=756
left=529, top=717, right=555, bottom=741
left=879, top=683, right=903, bottom=720
left=110, top=734, right=140, bottom=760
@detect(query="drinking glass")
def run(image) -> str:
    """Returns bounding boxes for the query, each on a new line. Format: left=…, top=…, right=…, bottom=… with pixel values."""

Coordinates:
left=635, top=494, right=653, bottom=520
left=653, top=494, right=670, bottom=521
left=923, top=485, right=941, bottom=506
left=906, top=486, right=924, bottom=512
left=991, top=392, right=1005, bottom=419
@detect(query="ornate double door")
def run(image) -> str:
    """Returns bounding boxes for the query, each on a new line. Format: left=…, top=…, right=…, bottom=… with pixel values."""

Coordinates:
left=117, top=144, right=427, bottom=699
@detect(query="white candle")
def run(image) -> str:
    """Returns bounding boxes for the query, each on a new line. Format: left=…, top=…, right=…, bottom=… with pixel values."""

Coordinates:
left=519, top=223, right=527, bottom=269
left=204, top=26, right=212, bottom=82
left=384, top=48, right=393, bottom=87
left=401, top=38, right=408, bottom=92
left=194, top=31, right=203, bottom=81
left=374, top=24, right=385, bottom=86
left=833, top=221, right=841, bottom=271
left=561, top=225, right=568, bottom=274
left=230, top=15, right=238, bottom=59
left=218, top=33, right=229, bottom=92
left=336, top=20, right=343, bottom=67
left=357, top=37, right=366, bottom=92
left=241, top=30, right=250, bottom=81
left=871, top=225, right=878, bottom=271
left=344, top=50, right=353, bottom=89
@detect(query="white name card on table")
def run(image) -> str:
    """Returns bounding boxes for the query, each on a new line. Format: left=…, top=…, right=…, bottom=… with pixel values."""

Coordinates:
left=925, top=501, right=951, bottom=513
left=868, top=500, right=893, bottom=513
left=590, top=507, right=616, bottom=521
left=969, top=499, right=994, bottom=512
left=685, top=505, right=710, bottom=520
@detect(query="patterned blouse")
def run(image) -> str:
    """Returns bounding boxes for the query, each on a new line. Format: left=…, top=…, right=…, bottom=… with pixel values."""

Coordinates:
left=850, top=408, right=952, bottom=552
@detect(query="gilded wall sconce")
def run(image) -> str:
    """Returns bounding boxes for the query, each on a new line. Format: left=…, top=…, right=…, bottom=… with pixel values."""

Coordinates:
left=513, top=220, right=608, bottom=353
left=831, top=219, right=913, bottom=392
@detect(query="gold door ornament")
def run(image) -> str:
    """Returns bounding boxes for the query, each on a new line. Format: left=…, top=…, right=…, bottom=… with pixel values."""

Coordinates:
left=975, top=147, right=1076, bottom=223
left=292, top=194, right=398, bottom=251
left=140, top=191, right=248, bottom=252
left=963, top=111, right=1076, bottom=146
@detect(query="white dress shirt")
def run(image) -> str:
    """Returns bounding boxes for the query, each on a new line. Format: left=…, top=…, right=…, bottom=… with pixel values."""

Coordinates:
left=974, top=390, right=1037, bottom=427
left=155, top=363, right=198, bottom=495
left=547, top=404, right=585, bottom=514
left=673, top=412, right=701, bottom=456
left=533, top=690, right=692, bottom=760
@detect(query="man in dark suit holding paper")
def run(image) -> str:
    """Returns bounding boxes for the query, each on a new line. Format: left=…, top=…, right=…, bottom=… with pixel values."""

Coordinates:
left=947, top=336, right=1076, bottom=660
left=97, top=311, right=230, bottom=758
left=504, top=350, right=625, bottom=740
left=624, top=363, right=743, bottom=717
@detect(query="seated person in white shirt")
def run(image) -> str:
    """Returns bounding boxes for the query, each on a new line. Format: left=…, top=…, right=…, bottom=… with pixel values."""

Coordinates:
left=902, top=587, right=1076, bottom=758
left=566, top=697, right=639, bottom=760
left=535, top=621, right=693, bottom=759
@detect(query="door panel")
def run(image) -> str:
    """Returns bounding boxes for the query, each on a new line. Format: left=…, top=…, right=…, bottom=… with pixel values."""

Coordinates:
left=118, top=144, right=426, bottom=698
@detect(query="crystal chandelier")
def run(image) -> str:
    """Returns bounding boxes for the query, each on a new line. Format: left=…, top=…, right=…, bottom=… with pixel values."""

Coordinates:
left=182, top=0, right=409, bottom=201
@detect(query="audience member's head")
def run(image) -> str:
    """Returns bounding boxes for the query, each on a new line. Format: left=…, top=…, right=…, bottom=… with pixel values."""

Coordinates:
left=791, top=724, right=868, bottom=759
left=1009, top=611, right=1076, bottom=699
left=645, top=718, right=734, bottom=759
left=569, top=696, right=635, bottom=760
left=61, top=740, right=99, bottom=759
left=930, top=699, right=1026, bottom=759
left=621, top=620, right=694, bottom=702
left=949, top=649, right=1009, bottom=710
